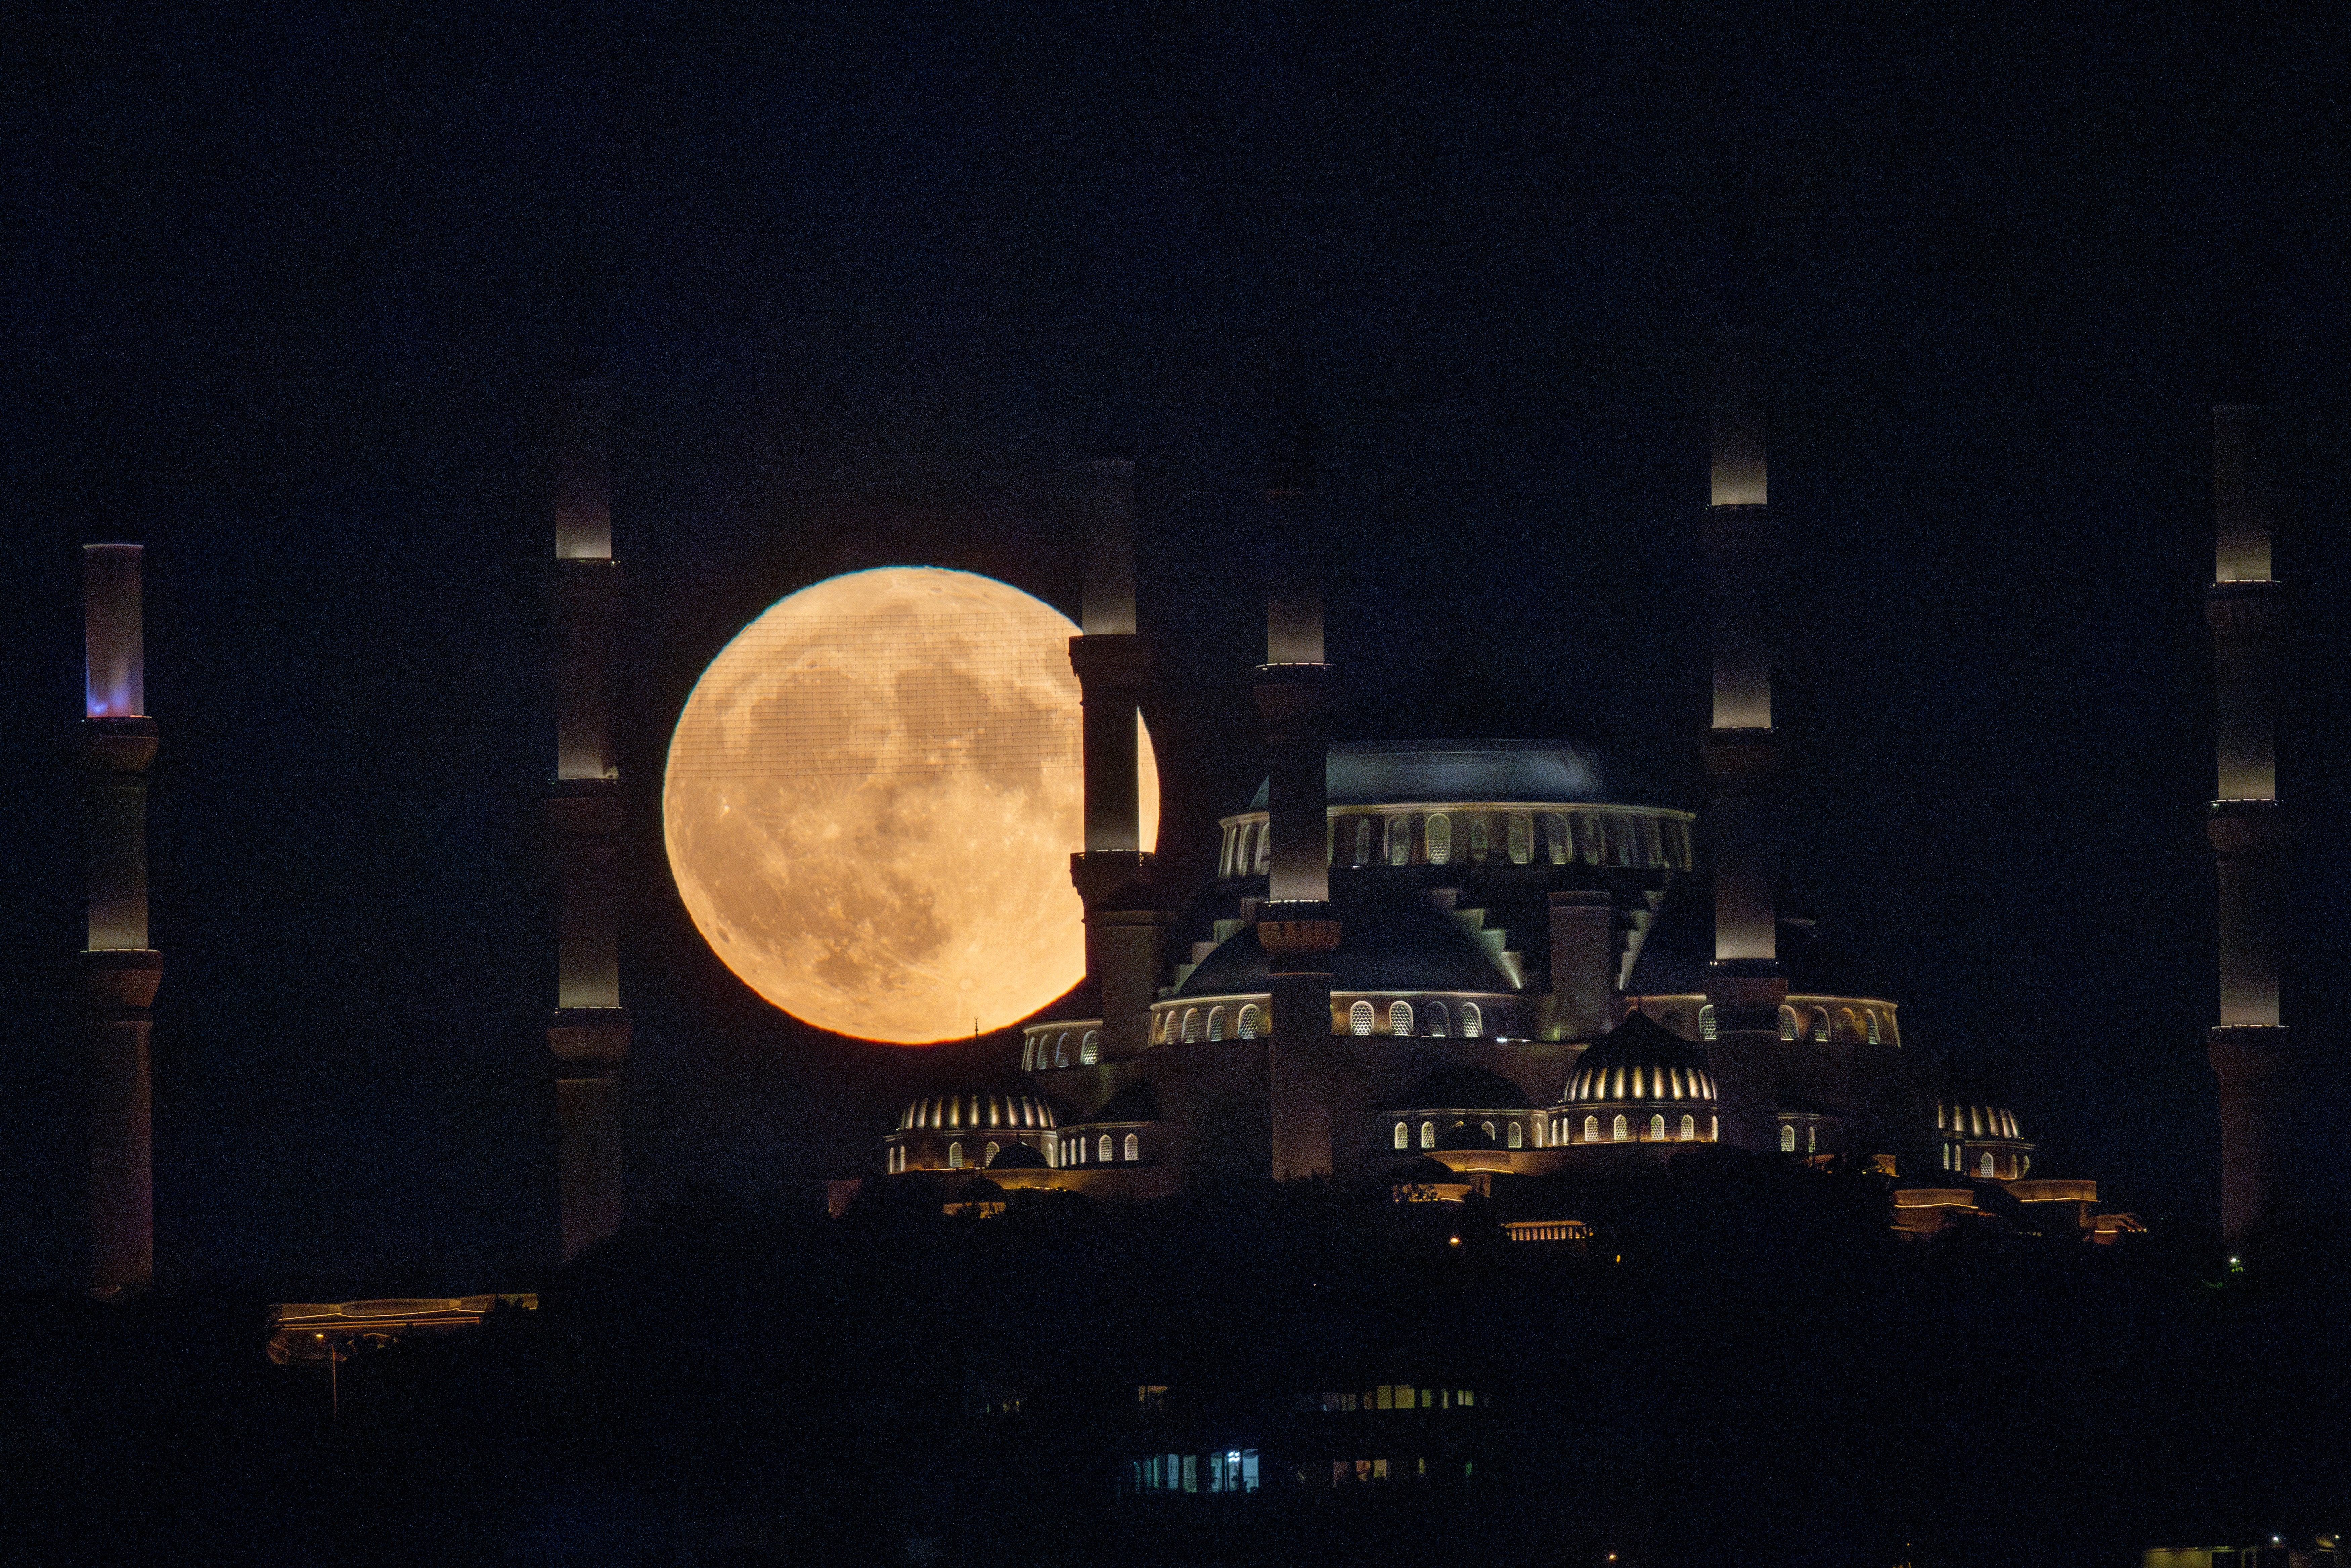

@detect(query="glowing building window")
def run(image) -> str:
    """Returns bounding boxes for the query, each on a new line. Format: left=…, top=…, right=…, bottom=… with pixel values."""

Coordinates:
left=1081, top=1030, right=1099, bottom=1064
left=1710, top=1115, right=1718, bottom=1140
left=1839, top=1008, right=1857, bottom=1040
left=1469, top=816, right=1490, bottom=862
left=1207, top=1006, right=1226, bottom=1042
left=1979, top=1152, right=1996, bottom=1178
left=1810, top=1009, right=1829, bottom=1042
left=1427, top=1001, right=1449, bottom=1037
left=985, top=1140, right=1000, bottom=1166
left=1807, top=1124, right=1817, bottom=1154
left=1646, top=1113, right=1663, bottom=1140
left=1544, top=813, right=1567, bottom=866
left=1612, top=1114, right=1629, bottom=1143
left=1237, top=1004, right=1261, bottom=1040
left=1779, top=1006, right=1798, bottom=1041
left=1394, top=1121, right=1409, bottom=1151
left=1420, top=1121, right=1435, bottom=1150
left=1021, top=1038, right=1035, bottom=1071
left=1425, top=813, right=1452, bottom=865
left=1055, top=1033, right=1070, bottom=1068
left=1352, top=817, right=1371, bottom=866
left=1387, top=816, right=1411, bottom=866
left=1182, top=1009, right=1202, bottom=1043
left=1780, top=1125, right=1796, bottom=1154
left=1574, top=813, right=1600, bottom=865
left=1680, top=1114, right=1695, bottom=1141
left=1461, top=1003, right=1482, bottom=1038
left=1867, top=1011, right=1881, bottom=1044
left=1584, top=1115, right=1599, bottom=1143
left=1389, top=1001, right=1413, bottom=1036
left=949, top=1141, right=965, bottom=1169
left=1508, top=813, right=1533, bottom=865
left=1481, top=1120, right=1496, bottom=1141
left=1253, top=823, right=1270, bottom=873
left=1698, top=1004, right=1718, bottom=1041
left=1350, top=1001, right=1375, bottom=1036
left=1099, top=1134, right=1113, bottom=1163
left=1507, top=1121, right=1523, bottom=1149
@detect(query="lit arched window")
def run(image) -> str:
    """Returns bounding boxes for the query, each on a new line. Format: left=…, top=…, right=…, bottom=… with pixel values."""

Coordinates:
left=1081, top=1030, right=1099, bottom=1064
left=1182, top=1009, right=1202, bottom=1043
left=949, top=1141, right=965, bottom=1169
left=1574, top=813, right=1601, bottom=864
left=1638, top=817, right=1663, bottom=868
left=1648, top=1113, right=1665, bottom=1141
left=1253, top=822, right=1271, bottom=873
left=1778, top=1006, right=1799, bottom=1041
left=1508, top=813, right=1533, bottom=865
left=1780, top=1125, right=1796, bottom=1153
left=1809, top=1009, right=1830, bottom=1042
left=1680, top=1114, right=1696, bottom=1142
left=1481, top=1120, right=1497, bottom=1141
left=1123, top=1133, right=1139, bottom=1162
left=1352, top=817, right=1372, bottom=866
left=1387, top=816, right=1411, bottom=866
left=1979, top=1152, right=1996, bottom=1179
left=1469, top=816, right=1490, bottom=863
left=1021, top=1037, right=1035, bottom=1071
left=1611, top=1114, right=1629, bottom=1143
left=1866, top=1011, right=1882, bottom=1044
left=1546, top=813, right=1570, bottom=866
left=1838, top=1008, right=1858, bottom=1041
left=1055, top=1033, right=1070, bottom=1067
left=1389, top=1001, right=1413, bottom=1036
left=1237, top=1004, right=1261, bottom=1040
left=1461, top=1003, right=1482, bottom=1038
left=1099, top=1134, right=1113, bottom=1163
left=1394, top=1121, right=1409, bottom=1151
left=1350, top=1001, right=1375, bottom=1036
left=985, top=1140, right=1000, bottom=1166
left=1710, top=1115, right=1718, bottom=1140
left=1426, top=1001, right=1449, bottom=1037
left=1507, top=1121, right=1523, bottom=1149
left=1807, top=1124, right=1817, bottom=1153
left=1698, top=1004, right=1718, bottom=1041
left=1420, top=1121, right=1436, bottom=1150
left=1207, top=1006, right=1226, bottom=1042
left=1425, top=813, right=1452, bottom=865
left=1584, top=1115, right=1599, bottom=1143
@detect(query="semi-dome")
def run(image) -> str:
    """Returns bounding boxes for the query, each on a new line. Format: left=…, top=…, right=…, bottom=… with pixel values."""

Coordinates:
left=1173, top=889, right=1518, bottom=998
left=1390, top=1065, right=1535, bottom=1113
left=1250, top=740, right=1612, bottom=810
left=986, top=1143, right=1048, bottom=1170
left=896, top=1087, right=1059, bottom=1134
left=1562, top=1012, right=1717, bottom=1106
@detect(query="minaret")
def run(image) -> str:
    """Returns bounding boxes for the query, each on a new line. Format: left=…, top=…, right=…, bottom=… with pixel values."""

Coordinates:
left=2204, top=404, right=2292, bottom=1242
left=1066, top=455, right=1168, bottom=1064
left=546, top=379, right=630, bottom=1261
left=76, top=543, right=160, bottom=1297
left=1699, top=343, right=1786, bottom=1152
left=1254, top=438, right=1342, bottom=1181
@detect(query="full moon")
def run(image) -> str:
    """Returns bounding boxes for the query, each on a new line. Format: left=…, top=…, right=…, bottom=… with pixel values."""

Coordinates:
left=663, top=567, right=1160, bottom=1044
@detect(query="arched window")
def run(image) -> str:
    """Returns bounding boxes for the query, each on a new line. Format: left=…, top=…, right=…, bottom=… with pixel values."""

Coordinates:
left=1611, top=1114, right=1629, bottom=1143
left=1352, top=817, right=1372, bottom=866
left=1081, top=1030, right=1100, bottom=1064
left=1182, top=1009, right=1202, bottom=1043
left=1583, top=1115, right=1599, bottom=1143
left=1426, top=1001, right=1449, bottom=1037
left=1508, top=813, right=1533, bottom=865
left=1420, top=1121, right=1436, bottom=1150
left=1124, top=1133, right=1139, bottom=1162
left=1099, top=1134, right=1113, bottom=1163
left=985, top=1140, right=1000, bottom=1166
left=1461, top=1003, right=1482, bottom=1039
left=1394, top=1121, right=1409, bottom=1151
left=1021, top=1037, right=1035, bottom=1071
left=1387, top=816, right=1411, bottom=866
left=1638, top=817, right=1663, bottom=868
left=1054, top=1033, right=1070, bottom=1068
left=1469, top=816, right=1490, bottom=863
left=1680, top=1114, right=1696, bottom=1141
left=1425, top=813, right=1452, bottom=865
left=1207, top=1006, right=1226, bottom=1042
left=1237, top=1004, right=1261, bottom=1040
left=1838, top=1008, right=1858, bottom=1041
left=1546, top=813, right=1570, bottom=866
left=1253, top=822, right=1271, bottom=873
left=1350, top=1001, right=1375, bottom=1036
left=948, top=1141, right=965, bottom=1169
left=1978, top=1152, right=1996, bottom=1178
left=1710, top=1115, right=1718, bottom=1140
left=1574, top=813, right=1601, bottom=865
left=1481, top=1120, right=1497, bottom=1141
left=1698, top=1004, right=1718, bottom=1041
left=1807, top=1124, right=1818, bottom=1154
left=1648, top=1113, right=1665, bottom=1141
left=1780, top=1124, right=1796, bottom=1153
left=1507, top=1121, right=1523, bottom=1149
left=1389, top=1001, right=1413, bottom=1036
left=1778, top=1006, right=1799, bottom=1041
left=1866, top=1011, right=1882, bottom=1044
left=1804, top=1008, right=1826, bottom=1042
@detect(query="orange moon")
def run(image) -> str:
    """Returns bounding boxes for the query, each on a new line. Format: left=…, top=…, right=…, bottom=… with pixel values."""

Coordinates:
left=663, top=567, right=1159, bottom=1044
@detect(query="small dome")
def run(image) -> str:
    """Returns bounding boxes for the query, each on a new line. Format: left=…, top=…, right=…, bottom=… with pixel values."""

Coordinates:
left=897, top=1087, right=1059, bottom=1134
left=1174, top=889, right=1518, bottom=998
left=1938, top=1103, right=2025, bottom=1141
left=1390, top=1065, right=1534, bottom=1113
left=1562, top=1012, right=1718, bottom=1105
left=987, top=1143, right=1048, bottom=1170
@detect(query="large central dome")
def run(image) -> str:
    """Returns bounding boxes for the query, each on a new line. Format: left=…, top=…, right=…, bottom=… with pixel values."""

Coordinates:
left=1248, top=740, right=1611, bottom=809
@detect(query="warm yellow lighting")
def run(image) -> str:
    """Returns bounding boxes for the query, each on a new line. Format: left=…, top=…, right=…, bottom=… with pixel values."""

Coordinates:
left=664, top=567, right=1160, bottom=1044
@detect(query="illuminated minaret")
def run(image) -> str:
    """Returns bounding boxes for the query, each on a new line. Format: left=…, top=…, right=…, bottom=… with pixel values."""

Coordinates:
left=1698, top=343, right=1786, bottom=1152
left=546, top=379, right=630, bottom=1262
left=2204, top=405, right=2292, bottom=1242
left=1066, top=455, right=1168, bottom=1064
left=1254, top=438, right=1342, bottom=1181
left=76, top=543, right=160, bottom=1297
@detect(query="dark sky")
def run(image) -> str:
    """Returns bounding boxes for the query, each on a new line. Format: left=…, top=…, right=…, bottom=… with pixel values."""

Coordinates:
left=4, top=2, right=2344, bottom=1287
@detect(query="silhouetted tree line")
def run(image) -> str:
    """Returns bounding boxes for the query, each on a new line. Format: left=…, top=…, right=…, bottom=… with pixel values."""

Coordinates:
left=4, top=1159, right=2347, bottom=1568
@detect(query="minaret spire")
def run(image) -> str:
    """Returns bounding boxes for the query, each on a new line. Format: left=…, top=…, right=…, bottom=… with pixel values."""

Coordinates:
left=2205, top=403, right=2293, bottom=1242
left=546, top=378, right=631, bottom=1262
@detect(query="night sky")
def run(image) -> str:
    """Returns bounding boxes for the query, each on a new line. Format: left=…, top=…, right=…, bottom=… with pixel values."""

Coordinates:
left=4, top=3, right=2344, bottom=1288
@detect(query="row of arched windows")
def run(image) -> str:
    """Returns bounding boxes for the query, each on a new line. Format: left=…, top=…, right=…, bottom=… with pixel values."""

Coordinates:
left=1775, top=1005, right=1886, bottom=1045
left=1392, top=1118, right=1534, bottom=1151
left=1217, top=809, right=1694, bottom=878
left=1156, top=1003, right=1265, bottom=1045
left=1025, top=1028, right=1101, bottom=1070
left=1548, top=1112, right=1713, bottom=1144
left=1058, top=1132, right=1141, bottom=1166
left=1152, top=999, right=1488, bottom=1043
left=1346, top=1000, right=1482, bottom=1038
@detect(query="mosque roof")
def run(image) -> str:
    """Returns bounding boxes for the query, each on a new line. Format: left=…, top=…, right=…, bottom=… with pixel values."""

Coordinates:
left=1247, top=740, right=1613, bottom=810
left=1561, top=1012, right=1718, bottom=1105
left=896, top=1085, right=1059, bottom=1134
left=1389, top=1065, right=1536, bottom=1112
left=1172, top=889, right=1519, bottom=998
